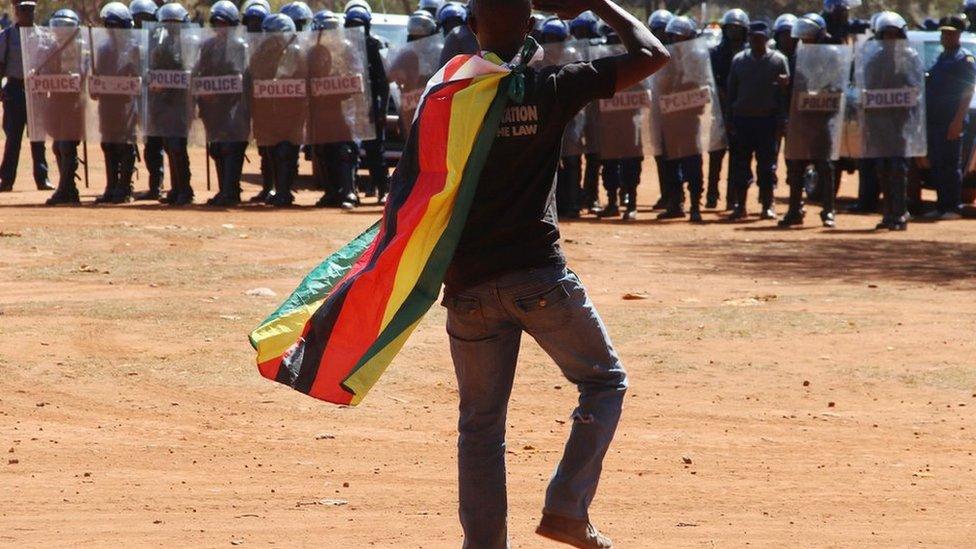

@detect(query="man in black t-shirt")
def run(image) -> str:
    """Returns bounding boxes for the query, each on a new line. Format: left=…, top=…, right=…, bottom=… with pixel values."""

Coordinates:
left=441, top=1, right=668, bottom=547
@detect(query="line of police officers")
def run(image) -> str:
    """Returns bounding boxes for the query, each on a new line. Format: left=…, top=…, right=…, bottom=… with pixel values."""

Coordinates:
left=3, top=0, right=976, bottom=231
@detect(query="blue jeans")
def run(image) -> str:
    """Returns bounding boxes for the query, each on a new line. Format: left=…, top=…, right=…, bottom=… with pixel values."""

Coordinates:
left=443, top=265, right=627, bottom=549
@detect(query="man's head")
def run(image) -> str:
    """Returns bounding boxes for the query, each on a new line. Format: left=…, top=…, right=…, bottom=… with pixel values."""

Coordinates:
left=14, top=0, right=35, bottom=26
left=747, top=21, right=769, bottom=52
left=940, top=14, right=966, bottom=49
left=467, top=0, right=533, bottom=59
left=966, top=0, right=976, bottom=26
left=721, top=8, right=749, bottom=43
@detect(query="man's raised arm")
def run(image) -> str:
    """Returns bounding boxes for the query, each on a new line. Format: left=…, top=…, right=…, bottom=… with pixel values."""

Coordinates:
left=534, top=0, right=670, bottom=90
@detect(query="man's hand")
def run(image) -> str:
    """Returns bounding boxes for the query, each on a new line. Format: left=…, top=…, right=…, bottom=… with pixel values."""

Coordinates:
left=948, top=117, right=965, bottom=141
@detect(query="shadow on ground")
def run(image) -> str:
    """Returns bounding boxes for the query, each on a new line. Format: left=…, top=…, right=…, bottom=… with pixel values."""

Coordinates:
left=667, top=238, right=976, bottom=286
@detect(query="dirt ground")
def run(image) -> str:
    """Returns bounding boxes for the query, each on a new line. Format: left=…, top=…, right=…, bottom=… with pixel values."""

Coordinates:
left=1, top=144, right=975, bottom=548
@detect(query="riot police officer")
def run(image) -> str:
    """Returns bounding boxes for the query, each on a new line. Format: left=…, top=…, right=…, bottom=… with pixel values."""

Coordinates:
left=438, top=1, right=478, bottom=65
left=92, top=2, right=141, bottom=205
left=773, top=14, right=797, bottom=60
left=822, top=0, right=857, bottom=44
left=418, top=0, right=443, bottom=20
left=344, top=2, right=391, bottom=204
left=708, top=8, right=749, bottom=210
left=965, top=0, right=976, bottom=33
left=129, top=0, right=164, bottom=200
left=924, top=14, right=976, bottom=220
left=0, top=0, right=51, bottom=193
left=647, top=8, right=675, bottom=212
left=281, top=1, right=313, bottom=31
left=407, top=9, right=437, bottom=41
left=42, top=9, right=83, bottom=205
left=151, top=2, right=194, bottom=206
left=569, top=11, right=603, bottom=214
left=437, top=2, right=466, bottom=36
left=241, top=0, right=275, bottom=203
left=198, top=0, right=249, bottom=206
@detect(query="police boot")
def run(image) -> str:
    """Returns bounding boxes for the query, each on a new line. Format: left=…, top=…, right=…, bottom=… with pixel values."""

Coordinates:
left=778, top=180, right=805, bottom=227
left=759, top=186, right=777, bottom=220
left=97, top=150, right=120, bottom=204
left=46, top=156, right=80, bottom=205
left=112, top=146, right=136, bottom=204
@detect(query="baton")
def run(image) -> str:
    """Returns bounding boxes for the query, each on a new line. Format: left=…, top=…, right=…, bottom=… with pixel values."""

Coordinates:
left=82, top=140, right=89, bottom=189
left=205, top=143, right=212, bottom=191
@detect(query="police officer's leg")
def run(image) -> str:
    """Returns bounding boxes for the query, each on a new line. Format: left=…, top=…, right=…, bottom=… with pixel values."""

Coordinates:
left=251, top=145, right=276, bottom=203
left=598, top=159, right=620, bottom=217
left=363, top=138, right=389, bottom=203
left=657, top=157, right=684, bottom=219
left=817, top=160, right=836, bottom=227
left=116, top=143, right=137, bottom=203
left=653, top=155, right=669, bottom=210
left=30, top=140, right=51, bottom=190
left=338, top=142, right=360, bottom=209
left=854, top=159, right=880, bottom=212
left=47, top=141, right=80, bottom=205
left=136, top=136, right=165, bottom=200
left=756, top=117, right=779, bottom=220
left=220, top=142, right=247, bottom=205
left=315, top=144, right=341, bottom=207
left=875, top=158, right=893, bottom=228
left=270, top=141, right=299, bottom=207
left=99, top=142, right=121, bottom=203
left=0, top=82, right=26, bottom=190
left=556, top=154, right=581, bottom=219
left=706, top=147, right=724, bottom=209
left=889, top=157, right=909, bottom=229
left=206, top=143, right=225, bottom=205
left=779, top=160, right=805, bottom=227
left=935, top=132, right=964, bottom=215
left=621, top=156, right=642, bottom=220
left=685, top=154, right=704, bottom=223
left=162, top=137, right=193, bottom=205
left=583, top=153, right=602, bottom=212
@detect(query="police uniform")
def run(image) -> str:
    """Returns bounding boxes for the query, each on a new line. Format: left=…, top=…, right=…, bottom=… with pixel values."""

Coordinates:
left=0, top=4, right=50, bottom=192
left=708, top=36, right=745, bottom=208
left=926, top=45, right=976, bottom=215
left=360, top=31, right=390, bottom=201
left=131, top=10, right=166, bottom=200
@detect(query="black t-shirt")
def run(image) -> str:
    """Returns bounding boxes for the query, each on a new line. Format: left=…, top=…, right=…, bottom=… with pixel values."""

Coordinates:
left=444, top=58, right=617, bottom=292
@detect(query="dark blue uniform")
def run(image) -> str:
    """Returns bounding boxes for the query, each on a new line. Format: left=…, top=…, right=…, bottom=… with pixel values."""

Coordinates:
left=926, top=47, right=976, bottom=214
left=708, top=38, right=745, bottom=208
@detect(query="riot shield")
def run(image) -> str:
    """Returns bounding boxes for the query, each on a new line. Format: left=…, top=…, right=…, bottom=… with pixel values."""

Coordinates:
left=595, top=44, right=651, bottom=160
left=579, top=41, right=602, bottom=156
left=192, top=26, right=250, bottom=144
left=247, top=31, right=308, bottom=147
left=650, top=37, right=725, bottom=160
left=784, top=43, right=852, bottom=161
left=304, top=27, right=375, bottom=145
left=540, top=40, right=588, bottom=157
left=144, top=22, right=201, bottom=141
left=21, top=26, right=87, bottom=143
left=388, top=33, right=443, bottom=138
left=86, top=27, right=146, bottom=144
left=855, top=39, right=926, bottom=159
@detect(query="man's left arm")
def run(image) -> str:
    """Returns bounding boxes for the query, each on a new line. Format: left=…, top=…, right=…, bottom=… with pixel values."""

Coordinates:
left=948, top=53, right=976, bottom=141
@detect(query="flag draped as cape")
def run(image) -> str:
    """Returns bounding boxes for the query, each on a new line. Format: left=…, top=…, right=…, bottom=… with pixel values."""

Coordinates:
left=249, top=41, right=539, bottom=406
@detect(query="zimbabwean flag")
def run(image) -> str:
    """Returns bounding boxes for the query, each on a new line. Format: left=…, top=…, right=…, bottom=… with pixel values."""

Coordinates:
left=250, top=43, right=539, bottom=406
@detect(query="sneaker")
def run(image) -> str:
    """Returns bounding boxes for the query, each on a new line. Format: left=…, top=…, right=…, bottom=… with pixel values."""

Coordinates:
left=249, top=188, right=273, bottom=203
left=597, top=204, right=619, bottom=218
left=820, top=211, right=836, bottom=228
left=36, top=180, right=55, bottom=191
left=778, top=211, right=804, bottom=227
left=728, top=207, right=748, bottom=221
left=622, top=209, right=637, bottom=221
left=889, top=221, right=908, bottom=231
left=760, top=208, right=778, bottom=220
left=536, top=514, right=613, bottom=549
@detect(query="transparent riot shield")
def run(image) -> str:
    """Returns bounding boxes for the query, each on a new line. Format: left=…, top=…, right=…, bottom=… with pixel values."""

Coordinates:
left=86, top=27, right=146, bottom=144
left=595, top=44, right=651, bottom=160
left=144, top=22, right=201, bottom=141
left=22, top=26, right=87, bottom=143
left=650, top=37, right=725, bottom=160
left=247, top=30, right=308, bottom=147
left=855, top=39, right=927, bottom=159
left=304, top=27, right=375, bottom=145
left=578, top=41, right=602, bottom=156
left=785, top=43, right=852, bottom=161
left=544, top=40, right=588, bottom=157
left=388, top=33, right=443, bottom=138
left=191, top=26, right=250, bottom=144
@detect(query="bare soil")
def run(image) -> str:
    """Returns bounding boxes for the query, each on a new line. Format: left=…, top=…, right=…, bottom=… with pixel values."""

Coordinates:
left=1, top=145, right=974, bottom=548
